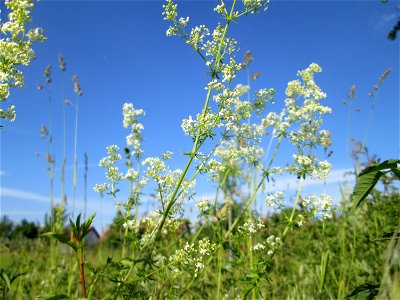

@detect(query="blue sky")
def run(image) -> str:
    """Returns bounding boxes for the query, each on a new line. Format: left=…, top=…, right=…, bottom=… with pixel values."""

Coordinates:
left=1, top=0, right=399, bottom=231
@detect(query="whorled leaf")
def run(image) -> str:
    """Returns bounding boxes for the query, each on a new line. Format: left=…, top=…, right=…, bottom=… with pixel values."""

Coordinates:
left=41, top=232, right=78, bottom=252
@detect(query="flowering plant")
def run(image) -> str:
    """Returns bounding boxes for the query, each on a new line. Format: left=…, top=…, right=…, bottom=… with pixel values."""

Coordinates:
left=93, top=0, right=335, bottom=297
left=0, top=0, right=46, bottom=125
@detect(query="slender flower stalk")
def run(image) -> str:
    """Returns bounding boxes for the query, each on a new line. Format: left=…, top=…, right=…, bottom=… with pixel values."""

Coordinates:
left=72, top=75, right=83, bottom=219
left=58, top=53, right=68, bottom=215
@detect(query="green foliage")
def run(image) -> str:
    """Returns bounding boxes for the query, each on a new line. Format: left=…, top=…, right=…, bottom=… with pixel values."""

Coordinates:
left=1, top=190, right=399, bottom=298
left=0, top=216, right=40, bottom=240
left=352, top=159, right=399, bottom=207
left=0, top=267, right=26, bottom=299
left=0, top=217, right=14, bottom=240
left=43, top=213, right=96, bottom=253
left=2, top=0, right=398, bottom=298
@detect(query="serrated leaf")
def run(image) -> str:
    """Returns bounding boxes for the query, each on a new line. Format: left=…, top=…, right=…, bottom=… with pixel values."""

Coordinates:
left=352, top=159, right=399, bottom=208
left=69, top=219, right=79, bottom=240
left=352, top=170, right=383, bottom=207
left=75, top=213, right=82, bottom=230
left=358, top=159, right=399, bottom=176
left=41, top=232, right=78, bottom=252
left=82, top=213, right=96, bottom=235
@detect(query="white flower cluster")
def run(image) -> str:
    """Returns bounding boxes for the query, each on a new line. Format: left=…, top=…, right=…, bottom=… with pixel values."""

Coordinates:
left=195, top=197, right=212, bottom=215
left=215, top=139, right=264, bottom=172
left=123, top=103, right=145, bottom=159
left=181, top=110, right=219, bottom=137
left=122, top=218, right=140, bottom=233
left=162, top=1, right=275, bottom=181
left=259, top=64, right=333, bottom=180
left=142, top=154, right=196, bottom=216
left=213, top=3, right=227, bottom=16
left=162, top=0, right=191, bottom=38
left=238, top=217, right=265, bottom=236
left=1, top=0, right=46, bottom=123
left=251, top=235, right=282, bottom=256
left=302, top=194, right=333, bottom=220
left=94, top=145, right=124, bottom=195
left=286, top=154, right=332, bottom=180
left=95, top=104, right=148, bottom=200
left=243, top=0, right=269, bottom=13
left=169, top=238, right=215, bottom=278
left=186, top=25, right=209, bottom=50
left=265, top=191, right=285, bottom=210
left=200, top=158, right=225, bottom=182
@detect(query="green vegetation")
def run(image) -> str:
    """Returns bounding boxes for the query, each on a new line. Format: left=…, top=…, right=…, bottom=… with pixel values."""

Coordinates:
left=0, top=178, right=399, bottom=298
left=1, top=0, right=398, bottom=299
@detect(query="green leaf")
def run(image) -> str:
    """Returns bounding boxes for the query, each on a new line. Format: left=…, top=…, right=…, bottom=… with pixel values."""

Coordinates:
left=10, top=272, right=26, bottom=284
left=75, top=213, right=82, bottom=231
left=392, top=167, right=400, bottom=180
left=319, top=251, right=329, bottom=294
left=69, top=218, right=80, bottom=241
left=0, top=271, right=11, bottom=290
left=352, top=159, right=400, bottom=208
left=345, top=283, right=380, bottom=299
left=352, top=170, right=383, bottom=208
left=82, top=213, right=96, bottom=236
left=41, top=232, right=78, bottom=252
left=358, top=159, right=399, bottom=176
left=375, top=231, right=400, bottom=240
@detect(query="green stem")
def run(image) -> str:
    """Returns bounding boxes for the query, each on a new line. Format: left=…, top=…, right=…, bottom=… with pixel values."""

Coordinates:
left=216, top=244, right=223, bottom=300
left=224, top=134, right=283, bottom=239
left=78, top=246, right=87, bottom=298
left=281, top=177, right=304, bottom=240
left=140, top=1, right=237, bottom=252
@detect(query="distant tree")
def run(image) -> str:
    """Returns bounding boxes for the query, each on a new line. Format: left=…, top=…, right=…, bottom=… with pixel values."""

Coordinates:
left=0, top=216, right=14, bottom=239
left=12, top=219, right=39, bottom=239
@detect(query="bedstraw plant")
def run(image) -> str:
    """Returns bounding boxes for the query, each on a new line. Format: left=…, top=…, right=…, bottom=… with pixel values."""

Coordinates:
left=0, top=0, right=45, bottom=126
left=91, top=0, right=335, bottom=297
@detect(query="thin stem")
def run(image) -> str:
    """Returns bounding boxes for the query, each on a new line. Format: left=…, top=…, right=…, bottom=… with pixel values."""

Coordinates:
left=84, top=153, right=88, bottom=220
left=224, top=134, right=283, bottom=239
left=140, top=1, right=238, bottom=252
left=72, top=96, right=79, bottom=219
left=61, top=78, right=67, bottom=217
left=216, top=244, right=223, bottom=300
left=281, top=177, right=304, bottom=240
left=78, top=247, right=87, bottom=298
left=363, top=91, right=379, bottom=147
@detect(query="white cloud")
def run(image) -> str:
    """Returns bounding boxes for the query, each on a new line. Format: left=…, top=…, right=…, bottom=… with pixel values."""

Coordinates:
left=0, top=170, right=6, bottom=177
left=0, top=187, right=54, bottom=203
left=374, top=13, right=397, bottom=32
